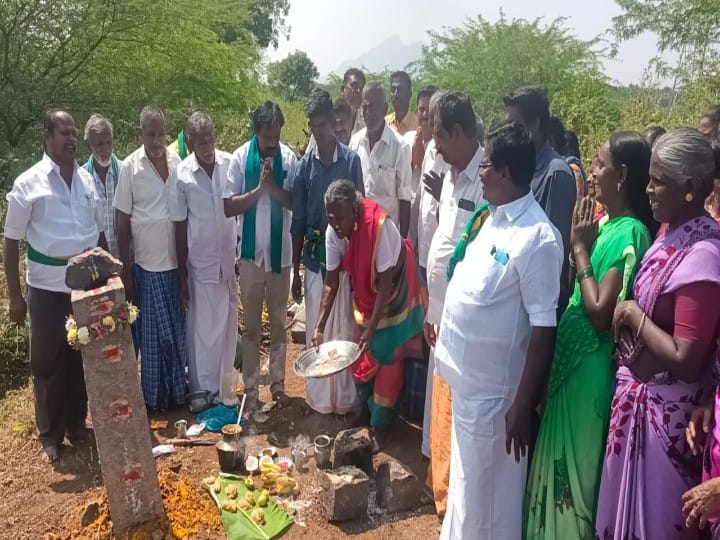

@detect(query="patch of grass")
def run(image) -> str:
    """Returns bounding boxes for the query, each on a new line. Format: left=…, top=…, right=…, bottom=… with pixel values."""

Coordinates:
left=0, top=384, right=34, bottom=440
left=0, top=193, right=31, bottom=400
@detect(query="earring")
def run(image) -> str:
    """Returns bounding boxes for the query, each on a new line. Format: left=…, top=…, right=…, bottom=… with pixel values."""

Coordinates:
left=617, top=183, right=621, bottom=192
left=353, top=221, right=358, bottom=231
left=686, top=193, right=694, bottom=202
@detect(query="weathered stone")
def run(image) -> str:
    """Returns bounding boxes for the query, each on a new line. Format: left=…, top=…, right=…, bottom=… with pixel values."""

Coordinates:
left=81, top=501, right=101, bottom=527
left=71, top=276, right=165, bottom=535
left=331, top=427, right=375, bottom=475
left=375, top=459, right=426, bottom=513
left=320, top=466, right=369, bottom=522
left=65, top=247, right=123, bottom=290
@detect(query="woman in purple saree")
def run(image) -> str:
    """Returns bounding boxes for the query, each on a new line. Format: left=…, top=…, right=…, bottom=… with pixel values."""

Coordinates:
left=595, top=129, right=720, bottom=540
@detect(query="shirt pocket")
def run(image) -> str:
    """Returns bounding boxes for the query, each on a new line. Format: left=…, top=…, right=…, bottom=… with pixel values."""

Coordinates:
left=376, top=165, right=397, bottom=195
left=467, top=254, right=507, bottom=306
left=74, top=195, right=98, bottom=228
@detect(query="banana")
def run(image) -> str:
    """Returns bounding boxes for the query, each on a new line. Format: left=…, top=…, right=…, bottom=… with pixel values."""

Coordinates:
left=262, top=463, right=281, bottom=473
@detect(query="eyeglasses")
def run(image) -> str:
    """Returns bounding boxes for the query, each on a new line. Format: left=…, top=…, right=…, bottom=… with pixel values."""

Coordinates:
left=478, top=163, right=494, bottom=170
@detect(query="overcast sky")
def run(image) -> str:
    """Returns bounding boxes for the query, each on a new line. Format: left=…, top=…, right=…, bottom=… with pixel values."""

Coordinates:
left=266, top=0, right=664, bottom=85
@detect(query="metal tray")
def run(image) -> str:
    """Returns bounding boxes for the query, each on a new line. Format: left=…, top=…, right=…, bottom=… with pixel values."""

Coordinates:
left=293, top=340, right=360, bottom=378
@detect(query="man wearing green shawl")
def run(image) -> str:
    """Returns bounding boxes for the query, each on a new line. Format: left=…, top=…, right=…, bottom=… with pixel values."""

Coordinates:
left=224, top=102, right=298, bottom=417
left=83, top=114, right=123, bottom=257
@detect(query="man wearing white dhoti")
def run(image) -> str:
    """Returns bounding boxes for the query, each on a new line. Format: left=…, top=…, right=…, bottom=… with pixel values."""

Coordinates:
left=170, top=112, right=238, bottom=404
left=435, top=123, right=561, bottom=539
left=291, top=89, right=364, bottom=414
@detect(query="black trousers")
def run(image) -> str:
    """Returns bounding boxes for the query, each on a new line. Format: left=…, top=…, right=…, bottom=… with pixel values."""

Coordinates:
left=27, top=286, right=87, bottom=448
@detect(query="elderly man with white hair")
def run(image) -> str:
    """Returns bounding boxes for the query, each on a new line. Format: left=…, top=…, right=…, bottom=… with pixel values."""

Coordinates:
left=170, top=111, right=237, bottom=404
left=83, top=114, right=122, bottom=257
left=114, top=106, right=186, bottom=411
left=350, top=81, right=413, bottom=237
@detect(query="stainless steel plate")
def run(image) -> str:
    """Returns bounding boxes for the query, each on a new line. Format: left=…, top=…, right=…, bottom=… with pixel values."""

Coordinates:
left=293, top=340, right=360, bottom=378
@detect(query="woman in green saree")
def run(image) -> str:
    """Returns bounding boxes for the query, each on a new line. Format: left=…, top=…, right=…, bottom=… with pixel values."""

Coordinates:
left=524, top=132, right=659, bottom=539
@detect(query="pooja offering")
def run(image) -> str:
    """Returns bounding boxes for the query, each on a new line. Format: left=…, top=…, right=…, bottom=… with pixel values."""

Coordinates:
left=293, top=340, right=360, bottom=378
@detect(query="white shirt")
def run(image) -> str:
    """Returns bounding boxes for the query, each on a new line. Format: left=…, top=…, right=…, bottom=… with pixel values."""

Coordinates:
left=170, top=151, right=237, bottom=283
left=435, top=193, right=562, bottom=398
left=417, top=139, right=451, bottom=268
left=113, top=146, right=181, bottom=272
left=223, top=142, right=298, bottom=272
left=350, top=125, right=412, bottom=226
left=426, top=144, right=485, bottom=326
left=4, top=154, right=103, bottom=292
left=325, top=218, right=403, bottom=273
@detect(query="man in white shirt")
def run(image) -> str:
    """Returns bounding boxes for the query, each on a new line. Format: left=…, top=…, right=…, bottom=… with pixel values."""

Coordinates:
left=436, top=123, right=562, bottom=539
left=403, top=85, right=437, bottom=251
left=424, top=91, right=486, bottom=516
left=417, top=91, right=451, bottom=281
left=83, top=114, right=122, bottom=257
left=350, top=81, right=412, bottom=236
left=224, top=102, right=298, bottom=416
left=4, top=110, right=107, bottom=462
left=170, top=112, right=237, bottom=404
left=114, top=106, right=186, bottom=411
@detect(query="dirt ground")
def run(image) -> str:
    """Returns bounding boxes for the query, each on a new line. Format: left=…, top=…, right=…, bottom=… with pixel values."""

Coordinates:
left=0, top=320, right=440, bottom=539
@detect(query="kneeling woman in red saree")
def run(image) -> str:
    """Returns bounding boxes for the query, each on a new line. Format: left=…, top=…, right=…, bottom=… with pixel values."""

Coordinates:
left=312, top=180, right=425, bottom=429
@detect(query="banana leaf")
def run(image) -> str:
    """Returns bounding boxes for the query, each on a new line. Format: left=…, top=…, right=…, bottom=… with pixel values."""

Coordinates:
left=205, top=473, right=294, bottom=540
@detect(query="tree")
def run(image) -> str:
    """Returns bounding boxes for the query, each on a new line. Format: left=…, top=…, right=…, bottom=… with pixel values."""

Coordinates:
left=249, top=0, right=290, bottom=49
left=267, top=50, right=319, bottom=102
left=0, top=0, right=135, bottom=148
left=613, top=0, right=720, bottom=80
left=612, top=0, right=720, bottom=129
left=214, top=0, right=290, bottom=49
left=418, top=14, right=620, bottom=160
left=0, top=0, right=264, bottom=185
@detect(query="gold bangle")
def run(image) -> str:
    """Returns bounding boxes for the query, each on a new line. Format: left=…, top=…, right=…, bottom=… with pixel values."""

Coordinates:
left=636, top=311, right=647, bottom=340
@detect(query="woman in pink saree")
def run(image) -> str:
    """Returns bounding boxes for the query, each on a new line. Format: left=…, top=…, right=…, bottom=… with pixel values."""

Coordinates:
left=595, top=129, right=720, bottom=540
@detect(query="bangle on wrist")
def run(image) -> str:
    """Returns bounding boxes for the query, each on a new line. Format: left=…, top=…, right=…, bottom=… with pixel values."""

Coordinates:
left=636, top=311, right=647, bottom=340
left=576, top=266, right=594, bottom=282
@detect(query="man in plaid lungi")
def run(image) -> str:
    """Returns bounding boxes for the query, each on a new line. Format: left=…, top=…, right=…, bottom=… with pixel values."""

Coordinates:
left=114, top=106, right=187, bottom=410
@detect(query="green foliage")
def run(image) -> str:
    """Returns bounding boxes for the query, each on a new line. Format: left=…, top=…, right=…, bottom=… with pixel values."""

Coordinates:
left=0, top=0, right=264, bottom=185
left=613, top=0, right=720, bottom=134
left=0, top=198, right=29, bottom=400
left=248, top=0, right=290, bottom=49
left=0, top=313, right=29, bottom=401
left=418, top=14, right=620, bottom=161
left=614, top=0, right=720, bottom=49
left=267, top=50, right=320, bottom=103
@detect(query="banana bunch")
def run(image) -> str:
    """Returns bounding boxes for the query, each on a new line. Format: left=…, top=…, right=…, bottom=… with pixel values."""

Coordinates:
left=260, top=461, right=300, bottom=496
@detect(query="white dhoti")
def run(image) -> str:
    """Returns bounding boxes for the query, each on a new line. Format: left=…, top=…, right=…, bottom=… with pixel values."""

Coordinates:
left=421, top=347, right=435, bottom=458
left=187, top=277, right=238, bottom=403
left=303, top=268, right=358, bottom=414
left=441, top=394, right=526, bottom=540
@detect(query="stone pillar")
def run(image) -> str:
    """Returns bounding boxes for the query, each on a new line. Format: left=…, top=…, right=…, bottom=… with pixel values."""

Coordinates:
left=67, top=249, right=165, bottom=535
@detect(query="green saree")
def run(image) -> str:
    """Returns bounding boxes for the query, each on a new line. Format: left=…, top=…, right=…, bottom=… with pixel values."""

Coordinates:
left=524, top=216, right=651, bottom=540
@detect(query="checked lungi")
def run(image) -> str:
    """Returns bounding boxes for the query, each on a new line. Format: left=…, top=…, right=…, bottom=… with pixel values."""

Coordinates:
left=134, top=264, right=187, bottom=409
